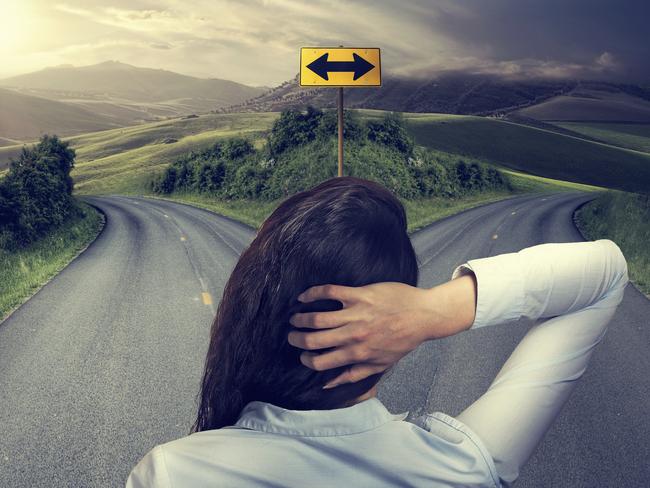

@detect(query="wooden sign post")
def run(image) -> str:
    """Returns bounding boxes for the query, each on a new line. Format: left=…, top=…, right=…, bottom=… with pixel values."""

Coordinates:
left=299, top=47, right=381, bottom=176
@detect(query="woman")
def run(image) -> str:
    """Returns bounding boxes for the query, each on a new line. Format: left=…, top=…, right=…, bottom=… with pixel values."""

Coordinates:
left=127, top=176, right=628, bottom=487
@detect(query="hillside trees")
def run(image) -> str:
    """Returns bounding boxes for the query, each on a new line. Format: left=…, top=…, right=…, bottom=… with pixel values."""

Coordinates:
left=0, top=135, right=78, bottom=248
left=151, top=107, right=510, bottom=200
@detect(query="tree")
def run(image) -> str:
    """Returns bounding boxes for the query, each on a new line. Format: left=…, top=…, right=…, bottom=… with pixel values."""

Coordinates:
left=0, top=135, right=76, bottom=248
left=268, top=106, right=323, bottom=155
left=367, top=112, right=414, bottom=156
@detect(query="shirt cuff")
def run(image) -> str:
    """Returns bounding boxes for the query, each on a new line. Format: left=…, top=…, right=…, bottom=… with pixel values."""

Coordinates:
left=451, top=252, right=526, bottom=329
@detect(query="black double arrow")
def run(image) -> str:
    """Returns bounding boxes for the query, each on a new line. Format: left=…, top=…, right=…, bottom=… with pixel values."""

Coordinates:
left=306, top=53, right=375, bottom=81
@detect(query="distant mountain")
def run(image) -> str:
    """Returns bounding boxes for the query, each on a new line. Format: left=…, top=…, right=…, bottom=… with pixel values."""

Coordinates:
left=0, top=61, right=269, bottom=142
left=0, top=88, right=119, bottom=141
left=0, top=61, right=267, bottom=108
left=223, top=72, right=650, bottom=122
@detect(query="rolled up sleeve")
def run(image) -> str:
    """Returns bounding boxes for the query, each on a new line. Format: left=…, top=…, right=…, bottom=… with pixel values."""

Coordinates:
left=452, top=239, right=628, bottom=485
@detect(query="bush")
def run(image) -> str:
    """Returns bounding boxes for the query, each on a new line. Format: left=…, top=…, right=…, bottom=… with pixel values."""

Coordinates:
left=315, top=109, right=367, bottom=142
left=410, top=158, right=454, bottom=197
left=367, top=112, right=414, bottom=156
left=268, top=106, right=323, bottom=155
left=0, top=135, right=77, bottom=248
left=150, top=137, right=257, bottom=195
left=150, top=107, right=510, bottom=202
left=196, top=162, right=226, bottom=193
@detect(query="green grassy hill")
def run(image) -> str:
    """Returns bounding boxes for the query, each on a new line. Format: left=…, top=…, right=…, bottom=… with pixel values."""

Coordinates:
left=0, top=113, right=279, bottom=194
left=551, top=122, right=650, bottom=153
left=404, top=113, right=650, bottom=194
left=3, top=108, right=644, bottom=195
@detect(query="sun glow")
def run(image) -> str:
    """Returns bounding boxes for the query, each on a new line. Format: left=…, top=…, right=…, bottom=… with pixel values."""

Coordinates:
left=0, top=2, right=33, bottom=50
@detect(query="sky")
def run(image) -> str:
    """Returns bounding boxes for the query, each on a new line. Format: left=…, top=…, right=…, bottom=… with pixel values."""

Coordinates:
left=1, top=0, right=648, bottom=86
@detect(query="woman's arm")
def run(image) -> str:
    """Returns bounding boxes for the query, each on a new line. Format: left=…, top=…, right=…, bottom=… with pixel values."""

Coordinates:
left=289, top=239, right=628, bottom=483
left=452, top=239, right=628, bottom=484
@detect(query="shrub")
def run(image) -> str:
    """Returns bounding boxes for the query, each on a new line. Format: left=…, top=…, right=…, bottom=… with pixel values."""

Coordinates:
left=151, top=137, right=257, bottom=195
left=196, top=162, right=226, bottom=193
left=151, top=108, right=510, bottom=202
left=315, top=109, right=367, bottom=142
left=0, top=135, right=77, bottom=248
left=268, top=106, right=323, bottom=156
left=367, top=112, right=414, bottom=156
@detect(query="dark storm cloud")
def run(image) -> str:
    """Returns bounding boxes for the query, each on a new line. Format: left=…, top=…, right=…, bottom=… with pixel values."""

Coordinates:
left=420, top=0, right=650, bottom=80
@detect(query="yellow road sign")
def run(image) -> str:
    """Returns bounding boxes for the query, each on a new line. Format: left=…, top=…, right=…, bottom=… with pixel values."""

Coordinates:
left=300, top=47, right=381, bottom=87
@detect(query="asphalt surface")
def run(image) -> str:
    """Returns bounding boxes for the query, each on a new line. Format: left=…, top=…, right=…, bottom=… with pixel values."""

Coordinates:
left=0, top=192, right=648, bottom=487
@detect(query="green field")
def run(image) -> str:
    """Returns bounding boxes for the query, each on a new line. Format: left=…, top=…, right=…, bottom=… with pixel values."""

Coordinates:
left=2, top=110, right=645, bottom=195
left=552, top=122, right=650, bottom=153
left=404, top=114, right=650, bottom=194
left=0, top=201, right=104, bottom=321
left=0, top=112, right=279, bottom=193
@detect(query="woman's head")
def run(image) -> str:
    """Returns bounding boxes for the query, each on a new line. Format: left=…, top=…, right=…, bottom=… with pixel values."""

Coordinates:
left=193, top=176, right=418, bottom=432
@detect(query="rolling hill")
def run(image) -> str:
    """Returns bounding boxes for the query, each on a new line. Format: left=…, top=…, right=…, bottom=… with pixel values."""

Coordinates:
left=0, top=112, right=279, bottom=193
left=0, top=88, right=120, bottom=141
left=223, top=73, right=650, bottom=120
left=404, top=113, right=650, bottom=194
left=515, top=90, right=650, bottom=122
left=1, top=61, right=268, bottom=107
left=550, top=122, right=650, bottom=153
left=0, top=61, right=270, bottom=141
left=3, top=109, right=646, bottom=195
left=223, top=72, right=575, bottom=115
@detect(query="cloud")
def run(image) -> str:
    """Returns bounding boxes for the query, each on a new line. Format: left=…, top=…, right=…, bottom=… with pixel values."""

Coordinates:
left=4, top=0, right=649, bottom=84
left=418, top=0, right=649, bottom=81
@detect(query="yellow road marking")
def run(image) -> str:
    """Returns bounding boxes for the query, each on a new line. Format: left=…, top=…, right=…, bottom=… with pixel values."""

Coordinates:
left=492, top=234, right=498, bottom=240
left=180, top=236, right=187, bottom=241
left=202, top=292, right=213, bottom=305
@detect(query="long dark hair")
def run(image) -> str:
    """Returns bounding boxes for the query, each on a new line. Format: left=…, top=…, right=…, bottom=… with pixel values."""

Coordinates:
left=193, top=176, right=418, bottom=432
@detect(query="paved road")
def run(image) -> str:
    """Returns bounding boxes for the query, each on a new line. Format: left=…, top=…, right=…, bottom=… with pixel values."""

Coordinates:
left=0, top=192, right=648, bottom=487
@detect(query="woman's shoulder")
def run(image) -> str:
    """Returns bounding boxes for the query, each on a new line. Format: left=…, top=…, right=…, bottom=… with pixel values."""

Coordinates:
left=127, top=427, right=266, bottom=487
left=399, top=412, right=501, bottom=487
left=159, top=425, right=264, bottom=453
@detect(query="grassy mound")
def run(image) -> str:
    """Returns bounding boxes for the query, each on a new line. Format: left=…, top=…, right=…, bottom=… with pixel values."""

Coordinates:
left=406, top=114, right=650, bottom=194
left=4, top=109, right=644, bottom=196
left=552, top=122, right=650, bottom=153
left=150, top=109, right=511, bottom=201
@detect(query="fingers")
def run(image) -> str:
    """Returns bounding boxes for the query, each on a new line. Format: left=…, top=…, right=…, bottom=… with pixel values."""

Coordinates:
left=288, top=326, right=356, bottom=350
left=299, top=348, right=357, bottom=371
left=298, top=284, right=359, bottom=305
left=323, top=364, right=387, bottom=389
left=289, top=308, right=357, bottom=329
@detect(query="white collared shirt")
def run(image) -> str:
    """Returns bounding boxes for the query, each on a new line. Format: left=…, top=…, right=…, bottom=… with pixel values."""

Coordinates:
left=127, top=239, right=628, bottom=488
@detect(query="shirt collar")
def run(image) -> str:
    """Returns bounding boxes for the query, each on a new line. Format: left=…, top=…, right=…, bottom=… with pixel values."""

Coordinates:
left=234, top=397, right=409, bottom=437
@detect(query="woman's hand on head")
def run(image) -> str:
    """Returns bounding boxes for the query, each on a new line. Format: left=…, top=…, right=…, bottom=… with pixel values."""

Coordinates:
left=287, top=275, right=477, bottom=389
